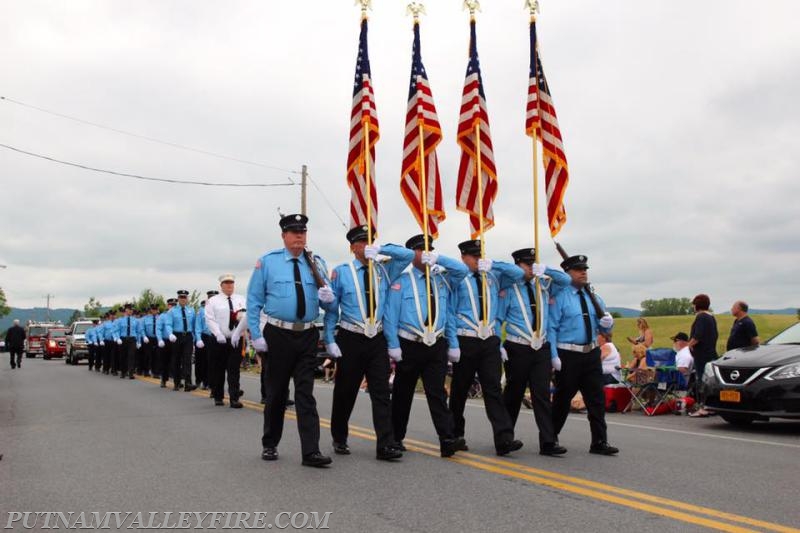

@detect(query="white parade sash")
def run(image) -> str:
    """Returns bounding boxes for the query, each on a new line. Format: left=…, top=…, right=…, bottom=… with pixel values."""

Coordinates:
left=407, top=270, right=442, bottom=346
left=459, top=274, right=493, bottom=339
left=509, top=283, right=545, bottom=350
left=348, top=261, right=380, bottom=338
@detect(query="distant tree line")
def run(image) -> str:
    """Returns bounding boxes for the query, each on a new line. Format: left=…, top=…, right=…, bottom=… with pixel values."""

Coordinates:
left=72, top=289, right=202, bottom=324
left=640, top=297, right=694, bottom=317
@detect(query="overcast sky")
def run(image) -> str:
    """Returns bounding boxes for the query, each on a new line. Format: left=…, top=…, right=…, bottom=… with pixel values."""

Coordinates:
left=1, top=0, right=798, bottom=311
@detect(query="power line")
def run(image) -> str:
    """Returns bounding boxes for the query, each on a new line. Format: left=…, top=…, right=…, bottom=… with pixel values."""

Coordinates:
left=0, top=95, right=300, bottom=174
left=0, top=143, right=296, bottom=188
left=306, top=173, right=348, bottom=228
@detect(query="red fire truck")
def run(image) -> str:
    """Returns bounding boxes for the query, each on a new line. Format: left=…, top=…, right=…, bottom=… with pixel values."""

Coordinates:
left=25, top=321, right=64, bottom=358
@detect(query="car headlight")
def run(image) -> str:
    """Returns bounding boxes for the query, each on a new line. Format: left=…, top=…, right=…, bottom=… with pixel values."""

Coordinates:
left=764, top=362, right=800, bottom=381
left=703, top=362, right=717, bottom=385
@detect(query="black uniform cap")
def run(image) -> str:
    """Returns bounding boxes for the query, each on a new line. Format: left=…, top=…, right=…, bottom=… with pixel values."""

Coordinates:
left=149, top=304, right=159, bottom=310
left=206, top=290, right=219, bottom=297
left=177, top=290, right=189, bottom=297
left=280, top=213, right=308, bottom=232
left=166, top=298, right=177, bottom=305
left=346, top=225, right=371, bottom=244
left=560, top=255, right=589, bottom=270
left=458, top=239, right=482, bottom=257
left=511, top=248, right=536, bottom=264
left=123, top=303, right=133, bottom=310
left=405, top=234, right=434, bottom=251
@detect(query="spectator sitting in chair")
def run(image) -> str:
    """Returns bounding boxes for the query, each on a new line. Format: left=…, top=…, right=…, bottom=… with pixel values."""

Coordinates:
left=671, top=332, right=694, bottom=382
left=599, top=332, right=622, bottom=385
left=624, top=344, right=650, bottom=383
left=626, top=318, right=654, bottom=348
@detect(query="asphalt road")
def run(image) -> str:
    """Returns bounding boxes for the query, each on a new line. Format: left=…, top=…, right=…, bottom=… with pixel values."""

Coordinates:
left=1, top=357, right=799, bottom=532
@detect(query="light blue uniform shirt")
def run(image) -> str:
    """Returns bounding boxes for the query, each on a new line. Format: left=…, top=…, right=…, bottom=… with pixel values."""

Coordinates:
left=101, top=320, right=116, bottom=342
left=450, top=261, right=525, bottom=335
left=383, top=255, right=468, bottom=350
left=547, top=284, right=611, bottom=358
left=323, top=244, right=414, bottom=345
left=85, top=327, right=96, bottom=345
left=141, top=314, right=159, bottom=339
left=156, top=311, right=171, bottom=342
left=247, top=248, right=335, bottom=341
left=164, top=305, right=198, bottom=339
left=499, top=267, right=571, bottom=345
left=196, top=307, right=211, bottom=336
left=114, top=314, right=142, bottom=341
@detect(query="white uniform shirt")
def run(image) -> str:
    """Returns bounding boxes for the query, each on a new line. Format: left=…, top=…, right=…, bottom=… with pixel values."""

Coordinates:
left=675, top=346, right=694, bottom=372
left=601, top=342, right=622, bottom=382
left=205, top=293, right=247, bottom=339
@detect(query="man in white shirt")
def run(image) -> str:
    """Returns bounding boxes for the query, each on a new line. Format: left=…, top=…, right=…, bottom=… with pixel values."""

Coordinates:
left=205, top=274, right=248, bottom=408
left=671, top=332, right=694, bottom=382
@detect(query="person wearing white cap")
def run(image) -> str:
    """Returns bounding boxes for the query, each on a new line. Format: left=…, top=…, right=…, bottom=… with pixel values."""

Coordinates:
left=205, top=274, right=248, bottom=408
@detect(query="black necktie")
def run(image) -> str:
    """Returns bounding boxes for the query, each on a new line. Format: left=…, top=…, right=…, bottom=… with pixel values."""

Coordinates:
left=577, top=289, right=593, bottom=344
left=292, top=258, right=306, bottom=320
left=474, top=272, right=484, bottom=321
left=525, top=282, right=537, bottom=328
left=181, top=306, right=187, bottom=332
left=126, top=317, right=131, bottom=337
left=228, top=296, right=237, bottom=330
left=363, top=265, right=375, bottom=310
left=426, top=273, right=436, bottom=325
left=151, top=317, right=156, bottom=336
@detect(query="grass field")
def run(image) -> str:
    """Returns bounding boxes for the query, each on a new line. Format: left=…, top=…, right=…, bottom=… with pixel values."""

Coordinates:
left=610, top=314, right=798, bottom=364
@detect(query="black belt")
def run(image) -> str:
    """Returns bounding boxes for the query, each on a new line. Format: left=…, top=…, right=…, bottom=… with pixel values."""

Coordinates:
left=175, top=332, right=192, bottom=336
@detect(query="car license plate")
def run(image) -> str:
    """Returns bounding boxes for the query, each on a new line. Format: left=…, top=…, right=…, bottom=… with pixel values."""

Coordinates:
left=720, top=390, right=741, bottom=403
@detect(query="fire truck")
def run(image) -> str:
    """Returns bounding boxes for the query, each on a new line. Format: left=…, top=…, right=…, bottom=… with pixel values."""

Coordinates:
left=24, top=321, right=64, bottom=358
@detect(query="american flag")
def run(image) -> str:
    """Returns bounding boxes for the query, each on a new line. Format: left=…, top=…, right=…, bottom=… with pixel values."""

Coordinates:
left=456, top=19, right=498, bottom=239
left=400, top=20, right=445, bottom=239
left=346, top=17, right=379, bottom=234
left=526, top=20, right=568, bottom=237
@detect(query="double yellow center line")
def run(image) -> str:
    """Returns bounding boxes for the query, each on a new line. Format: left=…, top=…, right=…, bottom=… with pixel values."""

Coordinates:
left=138, top=376, right=798, bottom=533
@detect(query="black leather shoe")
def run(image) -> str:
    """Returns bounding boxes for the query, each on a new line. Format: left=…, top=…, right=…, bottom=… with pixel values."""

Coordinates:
left=261, top=447, right=278, bottom=461
left=539, top=443, right=568, bottom=456
left=237, top=390, right=244, bottom=399
left=376, top=446, right=403, bottom=461
left=128, top=374, right=135, bottom=379
left=454, top=437, right=469, bottom=452
left=160, top=382, right=167, bottom=388
left=286, top=399, right=295, bottom=407
left=260, top=397, right=267, bottom=405
left=440, top=438, right=458, bottom=458
left=393, top=441, right=407, bottom=452
left=302, top=452, right=332, bottom=467
left=214, top=399, right=225, bottom=406
left=589, top=441, right=619, bottom=455
left=496, top=439, right=524, bottom=456
left=173, top=384, right=182, bottom=391
left=229, top=401, right=243, bottom=409
left=332, top=442, right=351, bottom=455
left=184, top=384, right=198, bottom=392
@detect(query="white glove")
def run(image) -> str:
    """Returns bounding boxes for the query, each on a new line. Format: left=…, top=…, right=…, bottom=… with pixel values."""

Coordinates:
left=551, top=356, right=562, bottom=371
left=215, top=334, right=226, bottom=344
left=99, top=340, right=105, bottom=346
left=500, top=346, right=508, bottom=362
left=478, top=258, right=492, bottom=273
left=388, top=347, right=403, bottom=362
left=143, top=336, right=150, bottom=344
left=253, top=337, right=268, bottom=353
left=136, top=343, right=141, bottom=350
left=231, top=331, right=241, bottom=348
left=317, top=285, right=335, bottom=304
left=168, top=334, right=177, bottom=343
left=447, top=348, right=461, bottom=363
left=364, top=244, right=380, bottom=260
left=532, top=263, right=547, bottom=277
left=421, top=250, right=439, bottom=266
left=157, top=340, right=165, bottom=348
left=599, top=312, right=614, bottom=329
left=430, top=264, right=443, bottom=275
left=195, top=340, right=205, bottom=349
left=326, top=343, right=342, bottom=358
left=116, top=339, right=123, bottom=346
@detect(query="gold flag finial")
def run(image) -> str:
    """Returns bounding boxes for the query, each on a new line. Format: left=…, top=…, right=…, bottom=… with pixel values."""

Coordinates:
left=407, top=1, right=426, bottom=20
left=524, top=0, right=540, bottom=16
left=463, top=0, right=481, bottom=16
left=356, top=0, right=373, bottom=14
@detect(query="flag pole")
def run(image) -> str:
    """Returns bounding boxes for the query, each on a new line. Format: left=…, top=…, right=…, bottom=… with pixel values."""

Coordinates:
left=359, top=0, right=376, bottom=327
left=409, top=3, right=433, bottom=334
left=527, top=0, right=544, bottom=337
left=466, top=3, right=489, bottom=328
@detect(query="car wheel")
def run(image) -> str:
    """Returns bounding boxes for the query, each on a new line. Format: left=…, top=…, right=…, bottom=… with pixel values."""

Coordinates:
left=720, top=413, right=755, bottom=426
left=26, top=352, right=34, bottom=358
left=44, top=354, right=51, bottom=360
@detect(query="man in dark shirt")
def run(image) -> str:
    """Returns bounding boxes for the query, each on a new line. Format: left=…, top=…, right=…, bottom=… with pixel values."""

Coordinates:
left=687, top=294, right=718, bottom=417
left=727, top=301, right=759, bottom=350
left=5, top=319, right=26, bottom=369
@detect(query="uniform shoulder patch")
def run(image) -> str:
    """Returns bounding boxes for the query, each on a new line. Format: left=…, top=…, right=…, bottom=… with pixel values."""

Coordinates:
left=499, top=290, right=507, bottom=298
left=548, top=297, right=555, bottom=305
left=391, top=283, right=401, bottom=291
left=330, top=270, right=338, bottom=281
left=254, top=259, right=262, bottom=269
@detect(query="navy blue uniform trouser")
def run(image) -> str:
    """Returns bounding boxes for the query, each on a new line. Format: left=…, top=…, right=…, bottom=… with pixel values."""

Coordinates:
left=552, top=348, right=607, bottom=445
left=503, top=341, right=557, bottom=446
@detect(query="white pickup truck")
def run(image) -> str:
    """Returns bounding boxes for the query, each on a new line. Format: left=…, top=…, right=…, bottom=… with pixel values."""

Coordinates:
left=65, top=320, right=96, bottom=365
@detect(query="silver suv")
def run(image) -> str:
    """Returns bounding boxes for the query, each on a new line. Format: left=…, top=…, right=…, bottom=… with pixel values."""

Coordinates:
left=66, top=320, right=96, bottom=365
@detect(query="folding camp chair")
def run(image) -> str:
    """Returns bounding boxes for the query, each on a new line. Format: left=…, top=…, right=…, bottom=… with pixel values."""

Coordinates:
left=620, top=348, right=681, bottom=415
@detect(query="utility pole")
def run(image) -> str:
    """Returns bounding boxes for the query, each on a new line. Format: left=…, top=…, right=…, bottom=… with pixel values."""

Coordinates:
left=301, top=164, right=308, bottom=216
left=44, top=293, right=54, bottom=321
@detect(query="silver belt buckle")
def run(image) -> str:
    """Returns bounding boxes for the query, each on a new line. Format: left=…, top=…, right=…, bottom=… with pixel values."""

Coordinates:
left=530, top=333, right=544, bottom=350
left=477, top=323, right=492, bottom=340
left=291, top=322, right=306, bottom=332
left=363, top=323, right=379, bottom=338
left=422, top=330, right=438, bottom=347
